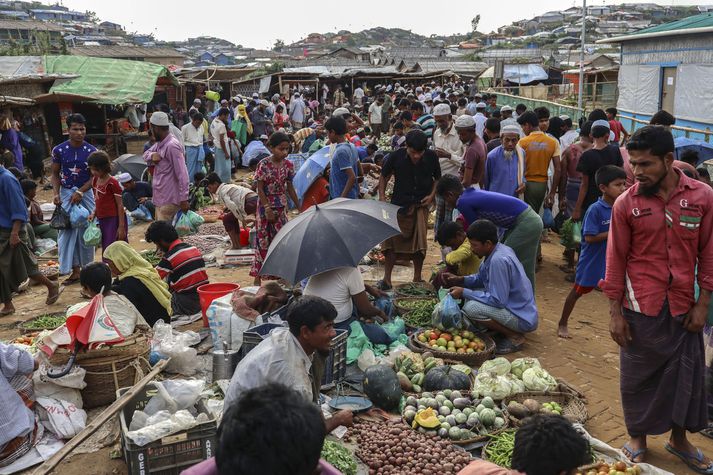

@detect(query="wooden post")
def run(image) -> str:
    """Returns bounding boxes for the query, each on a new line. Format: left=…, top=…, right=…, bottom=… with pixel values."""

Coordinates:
left=592, top=73, right=599, bottom=109
left=278, top=74, right=283, bottom=99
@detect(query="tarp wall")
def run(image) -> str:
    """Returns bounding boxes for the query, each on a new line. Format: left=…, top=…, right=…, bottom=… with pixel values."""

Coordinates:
left=674, top=64, right=713, bottom=124
left=617, top=65, right=659, bottom=115
left=43, top=55, right=176, bottom=105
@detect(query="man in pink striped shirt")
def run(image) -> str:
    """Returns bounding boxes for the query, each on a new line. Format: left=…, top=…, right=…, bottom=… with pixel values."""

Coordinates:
left=601, top=125, right=713, bottom=472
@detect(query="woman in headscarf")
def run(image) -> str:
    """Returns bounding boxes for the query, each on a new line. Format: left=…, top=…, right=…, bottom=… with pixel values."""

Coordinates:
left=231, top=104, right=253, bottom=149
left=103, top=241, right=172, bottom=326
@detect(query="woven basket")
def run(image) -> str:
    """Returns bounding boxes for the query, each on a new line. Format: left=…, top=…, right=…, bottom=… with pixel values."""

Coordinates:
left=49, top=332, right=150, bottom=409
left=403, top=402, right=510, bottom=445
left=501, top=391, right=588, bottom=426
left=18, top=312, right=66, bottom=335
left=393, top=297, right=437, bottom=317
left=408, top=333, right=495, bottom=367
left=394, top=282, right=436, bottom=298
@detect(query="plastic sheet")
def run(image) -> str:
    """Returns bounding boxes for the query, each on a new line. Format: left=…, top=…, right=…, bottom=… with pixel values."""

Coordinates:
left=151, top=320, right=201, bottom=375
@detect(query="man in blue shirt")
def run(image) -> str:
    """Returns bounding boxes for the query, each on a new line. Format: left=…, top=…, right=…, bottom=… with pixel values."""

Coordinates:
left=484, top=125, right=526, bottom=197
left=325, top=117, right=359, bottom=199
left=557, top=165, right=626, bottom=339
left=0, top=166, right=59, bottom=315
left=445, top=219, right=538, bottom=354
left=437, top=175, right=542, bottom=290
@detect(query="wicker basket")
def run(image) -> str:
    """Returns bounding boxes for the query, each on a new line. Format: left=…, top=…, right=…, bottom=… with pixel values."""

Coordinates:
left=49, top=332, right=150, bottom=409
left=408, top=333, right=496, bottom=367
left=393, top=297, right=437, bottom=317
left=394, top=282, right=436, bottom=298
left=18, top=312, right=66, bottom=335
left=501, top=391, right=588, bottom=426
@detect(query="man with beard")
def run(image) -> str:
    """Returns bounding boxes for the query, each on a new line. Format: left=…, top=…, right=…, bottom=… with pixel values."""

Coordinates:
left=484, top=125, right=525, bottom=197
left=433, top=103, right=464, bottom=237
left=601, top=126, right=713, bottom=472
left=223, top=296, right=353, bottom=433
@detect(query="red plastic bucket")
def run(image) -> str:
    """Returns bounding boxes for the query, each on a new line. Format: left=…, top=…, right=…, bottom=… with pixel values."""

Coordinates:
left=239, top=228, right=250, bottom=247
left=197, top=283, right=241, bottom=327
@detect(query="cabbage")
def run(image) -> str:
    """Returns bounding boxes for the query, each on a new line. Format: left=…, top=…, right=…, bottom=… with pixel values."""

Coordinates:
left=505, top=373, right=526, bottom=396
left=479, top=357, right=511, bottom=376
left=472, top=371, right=512, bottom=400
left=510, top=357, right=541, bottom=379
left=522, top=367, right=558, bottom=392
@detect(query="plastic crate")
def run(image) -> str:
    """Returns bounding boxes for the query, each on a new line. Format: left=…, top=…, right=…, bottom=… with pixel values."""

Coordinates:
left=117, top=383, right=217, bottom=475
left=242, top=323, right=348, bottom=388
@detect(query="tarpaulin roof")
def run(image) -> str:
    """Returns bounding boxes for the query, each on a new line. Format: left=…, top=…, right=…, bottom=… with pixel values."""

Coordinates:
left=43, top=55, right=178, bottom=105
left=479, top=64, right=549, bottom=84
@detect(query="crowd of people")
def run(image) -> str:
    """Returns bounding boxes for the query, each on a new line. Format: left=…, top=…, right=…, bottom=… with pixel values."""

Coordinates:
left=1, top=76, right=712, bottom=473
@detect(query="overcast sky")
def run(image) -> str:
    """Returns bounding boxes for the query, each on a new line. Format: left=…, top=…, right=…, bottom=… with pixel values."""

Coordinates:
left=60, top=0, right=705, bottom=49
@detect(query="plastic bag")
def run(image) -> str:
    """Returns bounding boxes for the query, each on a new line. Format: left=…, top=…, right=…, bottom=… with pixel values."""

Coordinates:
left=542, top=207, right=554, bottom=229
left=151, top=320, right=201, bottom=375
left=82, top=220, right=101, bottom=246
left=434, top=294, right=463, bottom=329
left=68, top=204, right=90, bottom=228
left=49, top=205, right=71, bottom=230
left=143, top=379, right=205, bottom=416
left=206, top=292, right=263, bottom=352
left=553, top=210, right=567, bottom=234
left=36, top=397, right=87, bottom=439
left=572, top=221, right=582, bottom=245
left=130, top=204, right=152, bottom=221
left=173, top=210, right=205, bottom=236
left=126, top=410, right=207, bottom=447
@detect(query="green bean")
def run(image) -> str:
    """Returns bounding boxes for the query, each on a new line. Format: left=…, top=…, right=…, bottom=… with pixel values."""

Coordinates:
left=23, top=314, right=66, bottom=329
left=484, top=430, right=516, bottom=468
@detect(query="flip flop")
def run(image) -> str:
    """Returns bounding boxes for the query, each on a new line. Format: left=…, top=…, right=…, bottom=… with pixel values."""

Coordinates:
left=701, top=423, right=713, bottom=440
left=665, top=442, right=713, bottom=474
left=495, top=338, right=523, bottom=355
left=46, top=285, right=63, bottom=305
left=622, top=443, right=647, bottom=463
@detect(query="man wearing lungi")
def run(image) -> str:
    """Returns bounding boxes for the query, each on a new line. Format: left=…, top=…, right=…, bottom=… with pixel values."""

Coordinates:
left=377, top=129, right=441, bottom=290
left=602, top=125, right=713, bottom=473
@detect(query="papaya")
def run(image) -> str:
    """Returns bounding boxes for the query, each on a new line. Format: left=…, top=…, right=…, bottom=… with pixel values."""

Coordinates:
left=414, top=407, right=441, bottom=429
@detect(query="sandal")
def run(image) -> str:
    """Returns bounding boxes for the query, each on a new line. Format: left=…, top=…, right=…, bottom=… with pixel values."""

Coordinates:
left=495, top=338, right=523, bottom=355
left=701, top=423, right=713, bottom=440
left=375, top=280, right=392, bottom=291
left=46, top=284, right=62, bottom=305
left=665, top=442, right=713, bottom=474
left=622, top=443, right=647, bottom=463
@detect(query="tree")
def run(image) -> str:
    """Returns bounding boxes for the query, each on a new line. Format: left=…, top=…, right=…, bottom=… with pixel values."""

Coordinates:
left=471, top=14, right=481, bottom=33
left=85, top=10, right=99, bottom=23
left=273, top=39, right=285, bottom=52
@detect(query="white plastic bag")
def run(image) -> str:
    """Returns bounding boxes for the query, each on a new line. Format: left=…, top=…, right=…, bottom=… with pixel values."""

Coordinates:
left=151, top=320, right=201, bottom=375
left=33, top=364, right=86, bottom=408
left=125, top=410, right=207, bottom=447
left=143, top=379, right=205, bottom=416
left=36, top=397, right=87, bottom=439
left=206, top=293, right=264, bottom=351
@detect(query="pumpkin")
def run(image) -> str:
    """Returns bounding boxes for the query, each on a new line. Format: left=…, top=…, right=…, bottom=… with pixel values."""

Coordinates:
left=363, top=365, right=402, bottom=410
left=422, top=364, right=472, bottom=392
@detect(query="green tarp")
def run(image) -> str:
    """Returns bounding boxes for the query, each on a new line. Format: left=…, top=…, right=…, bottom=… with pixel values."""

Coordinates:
left=43, top=55, right=177, bottom=105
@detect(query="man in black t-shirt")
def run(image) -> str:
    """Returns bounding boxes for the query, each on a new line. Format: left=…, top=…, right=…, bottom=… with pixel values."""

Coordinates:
left=572, top=120, right=623, bottom=221
left=378, top=130, right=441, bottom=289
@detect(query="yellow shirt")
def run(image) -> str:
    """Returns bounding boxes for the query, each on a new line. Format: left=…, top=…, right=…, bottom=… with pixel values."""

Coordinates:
left=445, top=240, right=481, bottom=276
left=518, top=131, right=561, bottom=183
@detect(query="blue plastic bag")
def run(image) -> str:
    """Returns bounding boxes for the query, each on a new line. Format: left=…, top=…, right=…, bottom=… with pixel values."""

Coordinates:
left=83, top=220, right=101, bottom=246
left=436, top=294, right=463, bottom=329
left=542, top=207, right=554, bottom=229
left=68, top=204, right=90, bottom=228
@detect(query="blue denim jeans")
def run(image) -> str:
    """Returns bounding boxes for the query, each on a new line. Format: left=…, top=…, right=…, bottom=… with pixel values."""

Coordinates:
left=336, top=314, right=394, bottom=346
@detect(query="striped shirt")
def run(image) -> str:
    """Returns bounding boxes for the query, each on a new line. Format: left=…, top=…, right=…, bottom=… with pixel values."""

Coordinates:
left=156, top=240, right=209, bottom=294
left=601, top=169, right=713, bottom=317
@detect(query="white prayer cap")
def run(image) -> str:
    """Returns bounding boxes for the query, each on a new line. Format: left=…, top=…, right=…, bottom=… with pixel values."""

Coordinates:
left=476, top=102, right=487, bottom=109
left=116, top=172, right=133, bottom=184
left=501, top=125, right=521, bottom=136
left=432, top=103, right=451, bottom=117
left=333, top=107, right=351, bottom=117
left=500, top=105, right=513, bottom=112
left=149, top=112, right=169, bottom=126
left=592, top=119, right=610, bottom=130
left=454, top=114, right=476, bottom=129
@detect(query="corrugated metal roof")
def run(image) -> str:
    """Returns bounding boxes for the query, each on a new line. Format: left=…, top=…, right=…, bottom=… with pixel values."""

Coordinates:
left=0, top=18, right=64, bottom=31
left=69, top=45, right=184, bottom=58
left=0, top=55, right=78, bottom=84
left=631, top=12, right=713, bottom=34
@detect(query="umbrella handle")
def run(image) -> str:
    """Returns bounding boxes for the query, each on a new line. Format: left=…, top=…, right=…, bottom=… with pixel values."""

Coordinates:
left=46, top=344, right=80, bottom=379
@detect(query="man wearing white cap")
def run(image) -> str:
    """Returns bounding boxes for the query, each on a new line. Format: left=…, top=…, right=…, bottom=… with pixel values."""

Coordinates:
left=455, top=115, right=487, bottom=189
left=143, top=112, right=190, bottom=222
left=474, top=102, right=487, bottom=139
left=118, top=172, right=154, bottom=220
left=484, top=125, right=526, bottom=198
left=433, top=103, right=464, bottom=237
left=189, top=98, right=201, bottom=117
left=571, top=119, right=623, bottom=221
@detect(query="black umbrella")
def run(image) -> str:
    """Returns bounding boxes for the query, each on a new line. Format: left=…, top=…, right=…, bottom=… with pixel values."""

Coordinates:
left=259, top=198, right=402, bottom=284
left=112, top=154, right=148, bottom=181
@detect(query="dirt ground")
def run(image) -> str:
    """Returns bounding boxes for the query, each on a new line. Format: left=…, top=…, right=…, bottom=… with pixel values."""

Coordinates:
left=1, top=187, right=707, bottom=474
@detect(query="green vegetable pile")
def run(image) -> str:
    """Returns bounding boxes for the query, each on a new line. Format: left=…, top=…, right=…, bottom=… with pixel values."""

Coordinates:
left=396, top=283, right=435, bottom=297
left=398, top=299, right=437, bottom=327
left=23, top=314, right=66, bottom=330
left=140, top=250, right=162, bottom=266
left=484, top=429, right=516, bottom=468
left=321, top=440, right=357, bottom=475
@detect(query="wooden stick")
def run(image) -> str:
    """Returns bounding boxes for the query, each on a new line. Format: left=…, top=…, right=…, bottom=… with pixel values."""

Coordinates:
left=31, top=359, right=169, bottom=475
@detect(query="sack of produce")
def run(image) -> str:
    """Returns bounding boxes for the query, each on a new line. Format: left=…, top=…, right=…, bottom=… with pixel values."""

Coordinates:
left=83, top=220, right=102, bottom=247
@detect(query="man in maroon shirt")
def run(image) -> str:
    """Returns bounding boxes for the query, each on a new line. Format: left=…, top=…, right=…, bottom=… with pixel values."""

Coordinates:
left=601, top=126, right=713, bottom=472
left=455, top=114, right=487, bottom=189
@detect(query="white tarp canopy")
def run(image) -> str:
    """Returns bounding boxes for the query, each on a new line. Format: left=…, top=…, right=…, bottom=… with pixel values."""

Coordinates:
left=479, top=64, right=549, bottom=84
left=674, top=64, right=713, bottom=124
left=617, top=65, right=660, bottom=115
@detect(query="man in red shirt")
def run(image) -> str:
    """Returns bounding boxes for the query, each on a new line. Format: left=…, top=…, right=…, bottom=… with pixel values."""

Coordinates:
left=601, top=126, right=713, bottom=472
left=606, top=107, right=629, bottom=144
left=145, top=220, right=209, bottom=316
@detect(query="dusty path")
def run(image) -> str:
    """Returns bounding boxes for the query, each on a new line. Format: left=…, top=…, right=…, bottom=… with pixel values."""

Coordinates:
left=2, top=190, right=706, bottom=474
